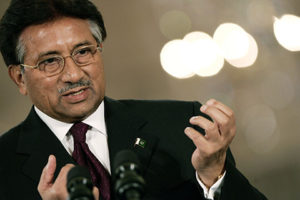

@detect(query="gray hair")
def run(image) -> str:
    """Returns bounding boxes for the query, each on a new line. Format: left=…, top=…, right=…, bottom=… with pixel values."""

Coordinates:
left=87, top=19, right=103, bottom=44
left=15, top=19, right=103, bottom=64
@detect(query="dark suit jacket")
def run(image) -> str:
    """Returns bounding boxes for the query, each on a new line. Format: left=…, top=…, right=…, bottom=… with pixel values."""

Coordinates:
left=0, top=97, right=267, bottom=200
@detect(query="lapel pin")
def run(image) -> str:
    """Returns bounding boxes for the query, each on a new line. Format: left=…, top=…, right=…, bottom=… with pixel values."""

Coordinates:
left=134, top=137, right=146, bottom=148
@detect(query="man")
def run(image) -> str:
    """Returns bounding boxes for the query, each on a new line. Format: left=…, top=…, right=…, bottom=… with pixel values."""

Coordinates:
left=0, top=0, right=267, bottom=200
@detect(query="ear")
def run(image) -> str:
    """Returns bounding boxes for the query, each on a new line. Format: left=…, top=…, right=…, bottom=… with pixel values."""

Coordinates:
left=8, top=65, right=28, bottom=95
left=99, top=43, right=103, bottom=52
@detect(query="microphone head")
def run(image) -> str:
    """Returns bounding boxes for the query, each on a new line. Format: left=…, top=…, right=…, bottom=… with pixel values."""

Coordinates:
left=113, top=150, right=141, bottom=171
left=113, top=150, right=146, bottom=200
left=67, top=166, right=94, bottom=200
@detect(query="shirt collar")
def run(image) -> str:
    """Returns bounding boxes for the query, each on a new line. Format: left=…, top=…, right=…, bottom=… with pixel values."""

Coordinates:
left=34, top=101, right=106, bottom=142
left=82, top=102, right=106, bottom=134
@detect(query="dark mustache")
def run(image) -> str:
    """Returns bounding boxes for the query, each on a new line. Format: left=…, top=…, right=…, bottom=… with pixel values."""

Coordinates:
left=58, top=80, right=91, bottom=94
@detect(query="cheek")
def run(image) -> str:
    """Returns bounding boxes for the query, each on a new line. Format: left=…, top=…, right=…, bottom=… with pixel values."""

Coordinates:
left=25, top=76, right=59, bottom=105
left=89, top=64, right=105, bottom=86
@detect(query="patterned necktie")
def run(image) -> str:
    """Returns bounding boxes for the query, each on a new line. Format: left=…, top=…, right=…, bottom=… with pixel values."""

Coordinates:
left=70, top=122, right=111, bottom=200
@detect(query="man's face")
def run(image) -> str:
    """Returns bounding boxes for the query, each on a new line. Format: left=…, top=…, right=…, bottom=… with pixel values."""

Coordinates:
left=15, top=17, right=105, bottom=122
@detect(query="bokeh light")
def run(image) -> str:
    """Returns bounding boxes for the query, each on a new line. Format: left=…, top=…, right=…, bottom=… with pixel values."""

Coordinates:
left=160, top=23, right=259, bottom=78
left=160, top=39, right=195, bottom=79
left=160, top=32, right=224, bottom=78
left=159, top=10, right=192, bottom=39
left=260, top=71, right=295, bottom=109
left=246, top=0, right=275, bottom=31
left=226, top=33, right=258, bottom=68
left=273, top=14, right=300, bottom=51
left=242, top=104, right=279, bottom=154
left=213, top=23, right=250, bottom=60
left=183, top=32, right=224, bottom=77
left=183, top=31, right=212, bottom=42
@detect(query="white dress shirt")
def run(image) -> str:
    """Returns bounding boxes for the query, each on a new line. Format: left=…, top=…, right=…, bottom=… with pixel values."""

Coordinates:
left=34, top=101, right=224, bottom=199
left=196, top=171, right=225, bottom=199
left=34, top=102, right=111, bottom=173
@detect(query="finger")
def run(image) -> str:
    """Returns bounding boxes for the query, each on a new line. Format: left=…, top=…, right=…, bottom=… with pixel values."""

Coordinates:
left=38, top=155, right=57, bottom=191
left=200, top=105, right=231, bottom=131
left=203, top=100, right=236, bottom=140
left=184, top=127, right=208, bottom=148
left=93, top=187, right=99, bottom=200
left=189, top=116, right=220, bottom=140
left=54, top=164, right=74, bottom=185
left=189, top=116, right=214, bottom=130
left=206, top=99, right=234, bottom=118
left=51, top=164, right=74, bottom=200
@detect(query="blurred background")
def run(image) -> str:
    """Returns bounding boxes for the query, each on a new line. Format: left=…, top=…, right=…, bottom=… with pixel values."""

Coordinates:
left=1, top=0, right=300, bottom=199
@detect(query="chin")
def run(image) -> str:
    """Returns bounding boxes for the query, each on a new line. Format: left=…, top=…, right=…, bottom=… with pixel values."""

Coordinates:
left=69, top=109, right=94, bottom=121
left=54, top=107, right=91, bottom=123
left=57, top=98, right=102, bottom=122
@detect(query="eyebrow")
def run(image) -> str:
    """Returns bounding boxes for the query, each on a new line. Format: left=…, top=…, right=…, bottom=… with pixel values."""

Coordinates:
left=36, top=40, right=94, bottom=59
left=73, top=41, right=93, bottom=50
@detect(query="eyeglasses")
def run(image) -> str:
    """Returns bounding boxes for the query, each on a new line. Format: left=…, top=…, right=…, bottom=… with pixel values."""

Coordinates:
left=20, top=44, right=102, bottom=77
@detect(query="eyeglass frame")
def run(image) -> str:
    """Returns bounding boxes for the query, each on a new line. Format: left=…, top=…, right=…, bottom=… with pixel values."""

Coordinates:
left=20, top=44, right=102, bottom=77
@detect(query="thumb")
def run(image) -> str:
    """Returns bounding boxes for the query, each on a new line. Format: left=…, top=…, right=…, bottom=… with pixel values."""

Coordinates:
left=38, top=155, right=57, bottom=191
left=93, top=186, right=99, bottom=200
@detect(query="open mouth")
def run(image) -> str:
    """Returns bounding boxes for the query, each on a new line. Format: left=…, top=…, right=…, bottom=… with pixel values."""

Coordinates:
left=62, top=87, right=88, bottom=96
left=61, top=87, right=90, bottom=103
left=68, top=89, right=85, bottom=96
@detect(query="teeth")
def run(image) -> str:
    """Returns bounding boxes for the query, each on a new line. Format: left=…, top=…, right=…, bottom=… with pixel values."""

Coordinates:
left=71, top=90, right=84, bottom=96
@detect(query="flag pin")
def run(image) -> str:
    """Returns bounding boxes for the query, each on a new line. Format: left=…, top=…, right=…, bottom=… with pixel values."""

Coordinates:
left=135, top=138, right=146, bottom=148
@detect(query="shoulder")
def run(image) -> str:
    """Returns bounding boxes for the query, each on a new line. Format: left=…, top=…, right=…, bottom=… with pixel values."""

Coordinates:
left=0, top=107, right=36, bottom=152
left=0, top=123, right=23, bottom=152
left=118, top=98, right=201, bottom=107
left=105, top=97, right=203, bottom=117
left=104, top=97, right=207, bottom=133
left=0, top=122, right=25, bottom=175
left=0, top=107, right=38, bottom=158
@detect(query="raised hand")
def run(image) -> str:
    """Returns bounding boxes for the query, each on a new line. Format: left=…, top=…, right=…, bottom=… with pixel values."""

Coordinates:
left=37, top=155, right=99, bottom=200
left=185, top=99, right=236, bottom=188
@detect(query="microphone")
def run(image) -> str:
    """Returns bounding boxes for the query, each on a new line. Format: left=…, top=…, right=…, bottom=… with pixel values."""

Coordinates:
left=113, top=150, right=146, bottom=200
left=67, top=166, right=94, bottom=200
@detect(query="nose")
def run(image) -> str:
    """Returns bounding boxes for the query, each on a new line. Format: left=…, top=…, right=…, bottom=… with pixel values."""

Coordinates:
left=60, top=56, right=84, bottom=83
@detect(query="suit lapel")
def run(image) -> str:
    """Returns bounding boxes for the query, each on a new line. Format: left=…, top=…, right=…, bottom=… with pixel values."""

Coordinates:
left=104, top=97, right=158, bottom=173
left=16, top=98, right=158, bottom=183
left=16, top=107, right=75, bottom=183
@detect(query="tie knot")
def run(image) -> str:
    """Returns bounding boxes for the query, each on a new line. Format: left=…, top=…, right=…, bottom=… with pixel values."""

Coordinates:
left=70, top=122, right=89, bottom=143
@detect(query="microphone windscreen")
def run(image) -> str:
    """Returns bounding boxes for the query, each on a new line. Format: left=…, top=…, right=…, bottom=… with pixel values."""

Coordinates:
left=67, top=166, right=94, bottom=200
left=67, top=165, right=92, bottom=184
left=113, top=150, right=140, bottom=172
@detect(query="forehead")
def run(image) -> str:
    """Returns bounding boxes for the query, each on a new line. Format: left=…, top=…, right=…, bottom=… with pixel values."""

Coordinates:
left=20, top=17, right=96, bottom=59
